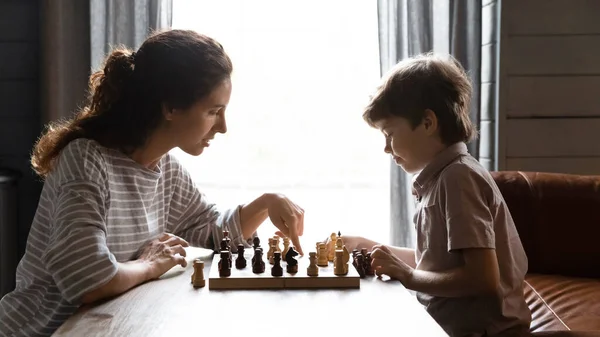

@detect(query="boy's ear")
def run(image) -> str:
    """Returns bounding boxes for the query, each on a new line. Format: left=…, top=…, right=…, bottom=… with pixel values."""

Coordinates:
left=422, top=109, right=438, bottom=135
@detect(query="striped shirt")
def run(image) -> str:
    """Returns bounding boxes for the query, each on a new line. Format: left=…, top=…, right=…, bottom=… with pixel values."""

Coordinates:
left=0, top=138, right=251, bottom=336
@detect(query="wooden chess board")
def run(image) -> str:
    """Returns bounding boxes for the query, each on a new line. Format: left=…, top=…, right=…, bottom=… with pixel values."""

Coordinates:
left=207, top=253, right=361, bottom=290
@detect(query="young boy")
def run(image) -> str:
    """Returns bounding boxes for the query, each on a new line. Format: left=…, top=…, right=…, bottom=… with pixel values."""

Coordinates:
left=347, top=53, right=532, bottom=336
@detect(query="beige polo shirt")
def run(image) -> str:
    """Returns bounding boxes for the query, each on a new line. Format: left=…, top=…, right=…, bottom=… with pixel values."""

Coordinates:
left=412, top=142, right=531, bottom=336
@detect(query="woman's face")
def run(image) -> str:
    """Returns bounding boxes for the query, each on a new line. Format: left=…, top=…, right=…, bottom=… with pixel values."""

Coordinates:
left=166, top=80, right=232, bottom=156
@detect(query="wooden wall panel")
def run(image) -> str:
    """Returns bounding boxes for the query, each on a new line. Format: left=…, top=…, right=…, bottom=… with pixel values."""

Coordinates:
left=507, top=76, right=600, bottom=118
left=506, top=119, right=600, bottom=157
left=507, top=36, right=600, bottom=75
left=504, top=0, right=600, bottom=35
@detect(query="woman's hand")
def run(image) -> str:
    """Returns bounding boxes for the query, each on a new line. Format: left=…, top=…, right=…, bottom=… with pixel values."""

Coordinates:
left=370, top=244, right=414, bottom=284
left=138, top=233, right=190, bottom=280
left=265, top=193, right=305, bottom=255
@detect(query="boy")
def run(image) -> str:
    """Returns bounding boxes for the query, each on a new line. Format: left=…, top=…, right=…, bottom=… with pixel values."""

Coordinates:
left=348, top=53, right=532, bottom=336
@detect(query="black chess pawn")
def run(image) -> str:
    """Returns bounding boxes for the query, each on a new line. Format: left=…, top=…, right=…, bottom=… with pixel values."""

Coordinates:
left=218, top=250, right=231, bottom=277
left=285, top=246, right=299, bottom=274
left=253, top=236, right=261, bottom=249
left=252, top=248, right=265, bottom=274
left=271, top=251, right=283, bottom=277
left=235, top=244, right=246, bottom=269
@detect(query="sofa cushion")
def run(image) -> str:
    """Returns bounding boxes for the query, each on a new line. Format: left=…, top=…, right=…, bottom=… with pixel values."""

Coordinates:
left=491, top=171, right=600, bottom=279
left=525, top=274, right=600, bottom=332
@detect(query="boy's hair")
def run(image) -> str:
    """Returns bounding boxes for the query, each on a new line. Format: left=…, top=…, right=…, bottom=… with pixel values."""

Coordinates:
left=363, top=52, right=477, bottom=145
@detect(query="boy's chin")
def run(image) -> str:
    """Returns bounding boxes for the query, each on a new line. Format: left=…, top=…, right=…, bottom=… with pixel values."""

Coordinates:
left=396, top=162, right=420, bottom=174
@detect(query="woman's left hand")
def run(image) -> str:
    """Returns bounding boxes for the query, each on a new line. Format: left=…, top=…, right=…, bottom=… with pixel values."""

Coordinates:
left=265, top=193, right=305, bottom=255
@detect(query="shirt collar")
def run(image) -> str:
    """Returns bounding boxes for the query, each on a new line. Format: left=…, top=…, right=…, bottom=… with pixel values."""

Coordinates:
left=412, top=142, right=469, bottom=199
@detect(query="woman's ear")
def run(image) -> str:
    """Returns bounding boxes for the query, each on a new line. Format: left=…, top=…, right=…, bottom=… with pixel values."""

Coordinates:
left=162, top=103, right=175, bottom=121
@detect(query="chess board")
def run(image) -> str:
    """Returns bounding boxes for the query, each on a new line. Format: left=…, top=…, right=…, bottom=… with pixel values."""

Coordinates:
left=207, top=253, right=361, bottom=290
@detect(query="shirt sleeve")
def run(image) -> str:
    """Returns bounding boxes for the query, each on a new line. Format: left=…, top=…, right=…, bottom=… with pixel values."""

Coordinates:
left=440, top=164, right=496, bottom=252
left=42, top=180, right=118, bottom=304
left=166, top=158, right=255, bottom=251
left=42, top=139, right=118, bottom=304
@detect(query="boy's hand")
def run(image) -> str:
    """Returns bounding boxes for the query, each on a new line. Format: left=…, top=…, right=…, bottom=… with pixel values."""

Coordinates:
left=371, top=244, right=414, bottom=285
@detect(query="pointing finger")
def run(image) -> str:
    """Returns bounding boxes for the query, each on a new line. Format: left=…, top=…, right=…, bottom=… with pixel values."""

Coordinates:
left=286, top=218, right=303, bottom=256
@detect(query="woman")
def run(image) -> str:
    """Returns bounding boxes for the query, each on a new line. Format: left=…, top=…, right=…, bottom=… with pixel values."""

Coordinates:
left=0, top=29, right=305, bottom=337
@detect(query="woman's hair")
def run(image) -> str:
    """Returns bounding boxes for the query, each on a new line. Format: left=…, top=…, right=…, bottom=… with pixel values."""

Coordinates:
left=31, top=29, right=233, bottom=177
left=363, top=52, right=477, bottom=145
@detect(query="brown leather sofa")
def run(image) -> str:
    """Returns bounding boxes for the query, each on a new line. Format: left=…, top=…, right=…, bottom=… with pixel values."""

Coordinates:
left=492, top=171, right=600, bottom=337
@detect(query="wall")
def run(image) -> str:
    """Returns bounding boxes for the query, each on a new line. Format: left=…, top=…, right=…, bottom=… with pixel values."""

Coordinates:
left=0, top=0, right=42, bottom=258
left=497, top=0, right=600, bottom=174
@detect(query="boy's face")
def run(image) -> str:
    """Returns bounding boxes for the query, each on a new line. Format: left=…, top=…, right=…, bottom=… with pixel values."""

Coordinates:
left=374, top=111, right=445, bottom=174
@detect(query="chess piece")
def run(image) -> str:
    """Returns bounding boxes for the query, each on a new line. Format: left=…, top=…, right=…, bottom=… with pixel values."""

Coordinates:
left=365, top=252, right=374, bottom=276
left=354, top=253, right=366, bottom=278
left=235, top=244, right=246, bottom=269
left=327, top=232, right=336, bottom=261
left=268, top=238, right=276, bottom=265
left=360, top=248, right=368, bottom=257
left=285, top=246, right=299, bottom=274
left=218, top=250, right=231, bottom=277
left=273, top=235, right=282, bottom=252
left=252, top=248, right=265, bottom=273
left=317, top=243, right=328, bottom=267
left=191, top=259, right=205, bottom=288
left=271, top=251, right=283, bottom=277
left=223, top=230, right=231, bottom=250
left=282, top=237, right=290, bottom=258
left=334, top=249, right=349, bottom=276
left=307, top=252, right=319, bottom=276
left=352, top=249, right=359, bottom=258
left=253, top=236, right=261, bottom=249
left=221, top=240, right=232, bottom=266
left=335, top=233, right=344, bottom=251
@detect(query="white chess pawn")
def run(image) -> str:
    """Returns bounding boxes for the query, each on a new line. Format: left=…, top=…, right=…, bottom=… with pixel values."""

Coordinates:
left=307, top=252, right=319, bottom=276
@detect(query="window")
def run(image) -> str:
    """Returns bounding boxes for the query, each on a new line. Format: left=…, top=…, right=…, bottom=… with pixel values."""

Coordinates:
left=171, top=0, right=390, bottom=247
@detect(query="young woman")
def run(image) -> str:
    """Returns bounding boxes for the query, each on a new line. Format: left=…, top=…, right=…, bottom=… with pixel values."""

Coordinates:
left=0, top=29, right=305, bottom=336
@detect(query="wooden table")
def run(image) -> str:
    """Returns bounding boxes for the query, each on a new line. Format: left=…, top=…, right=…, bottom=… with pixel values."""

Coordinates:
left=53, top=248, right=448, bottom=336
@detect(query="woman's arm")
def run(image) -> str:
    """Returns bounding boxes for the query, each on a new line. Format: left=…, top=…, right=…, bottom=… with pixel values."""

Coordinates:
left=238, top=193, right=271, bottom=239
left=81, top=233, right=189, bottom=303
left=81, top=260, right=150, bottom=303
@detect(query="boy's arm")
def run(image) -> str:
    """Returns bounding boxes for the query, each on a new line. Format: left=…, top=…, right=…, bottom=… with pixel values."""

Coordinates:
left=347, top=236, right=417, bottom=269
left=406, top=248, right=500, bottom=297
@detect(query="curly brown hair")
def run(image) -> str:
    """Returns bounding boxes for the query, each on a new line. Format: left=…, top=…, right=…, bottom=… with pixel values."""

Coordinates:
left=31, top=29, right=233, bottom=177
left=363, top=52, right=477, bottom=145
